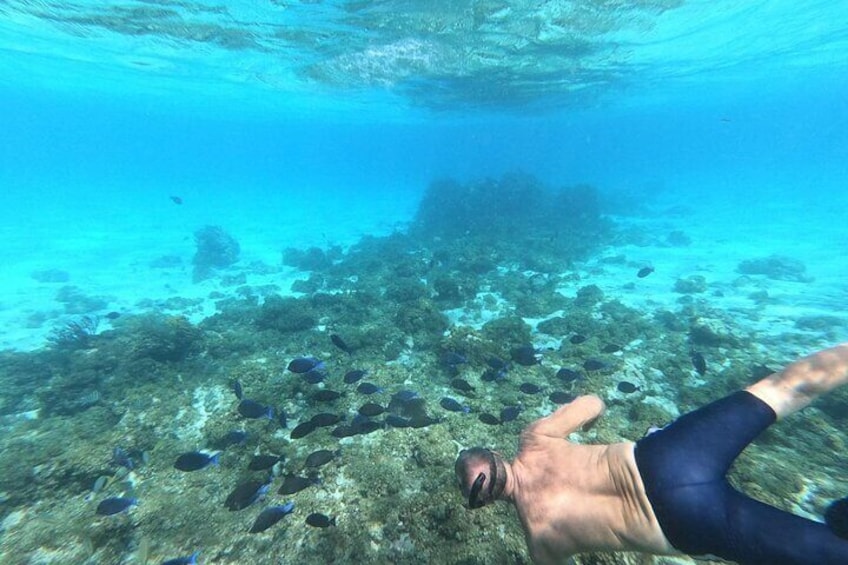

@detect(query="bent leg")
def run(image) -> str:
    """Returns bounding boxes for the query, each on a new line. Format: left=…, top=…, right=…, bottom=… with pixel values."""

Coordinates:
left=725, top=486, right=848, bottom=565
left=747, top=342, right=848, bottom=419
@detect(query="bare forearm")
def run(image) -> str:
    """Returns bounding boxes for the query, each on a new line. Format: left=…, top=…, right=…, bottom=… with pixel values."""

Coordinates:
left=747, top=343, right=848, bottom=419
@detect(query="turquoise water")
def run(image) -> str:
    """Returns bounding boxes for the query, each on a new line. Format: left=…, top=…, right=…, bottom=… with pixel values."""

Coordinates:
left=1, top=1, right=847, bottom=564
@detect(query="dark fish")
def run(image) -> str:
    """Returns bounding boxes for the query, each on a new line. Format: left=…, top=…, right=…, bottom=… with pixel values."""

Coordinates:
left=486, top=356, right=509, bottom=371
left=601, top=343, right=622, bottom=353
left=248, top=454, right=281, bottom=471
left=583, top=359, right=606, bottom=371
left=358, top=402, right=385, bottom=417
left=305, top=513, right=336, bottom=528
left=350, top=420, right=382, bottom=435
left=302, top=369, right=326, bottom=384
left=617, top=381, right=639, bottom=393
left=343, top=369, right=368, bottom=384
left=111, top=447, right=134, bottom=470
left=637, top=266, right=655, bottom=278
left=217, top=430, right=248, bottom=448
left=500, top=405, right=522, bottom=422
left=391, top=390, right=419, bottom=402
left=519, top=382, right=542, bottom=394
left=169, top=195, right=183, bottom=205
left=238, top=399, right=274, bottom=420
left=305, top=449, right=337, bottom=468
left=440, top=351, right=467, bottom=366
left=549, top=391, right=575, bottom=404
left=511, top=345, right=540, bottom=366
left=439, top=397, right=470, bottom=413
left=310, top=412, right=343, bottom=427
left=691, top=351, right=707, bottom=376
left=174, top=451, right=220, bottom=472
left=232, top=380, right=244, bottom=400
left=96, top=496, right=137, bottom=516
left=288, top=357, right=324, bottom=374
left=385, top=414, right=411, bottom=428
left=356, top=382, right=383, bottom=395
left=481, top=368, right=507, bottom=382
left=162, top=551, right=199, bottom=565
left=278, top=409, right=288, bottom=429
left=450, top=378, right=476, bottom=394
left=569, top=334, right=588, bottom=344
left=408, top=414, right=440, bottom=428
left=278, top=474, right=320, bottom=495
left=250, top=503, right=295, bottom=533
left=330, top=333, right=353, bottom=354
left=331, top=424, right=357, bottom=438
left=105, top=311, right=121, bottom=320
left=313, top=390, right=342, bottom=402
left=556, top=368, right=582, bottom=383
left=225, top=480, right=270, bottom=511
left=290, top=420, right=318, bottom=439
left=478, top=413, right=501, bottom=426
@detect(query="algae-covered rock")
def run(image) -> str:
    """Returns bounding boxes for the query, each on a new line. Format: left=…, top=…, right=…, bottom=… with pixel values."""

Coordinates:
left=737, top=254, right=811, bottom=282
left=255, top=295, right=317, bottom=333
left=192, top=225, right=240, bottom=282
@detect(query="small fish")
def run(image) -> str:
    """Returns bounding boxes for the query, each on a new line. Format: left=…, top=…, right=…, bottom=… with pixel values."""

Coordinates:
left=385, top=415, right=411, bottom=428
left=250, top=503, right=295, bottom=533
left=305, top=449, right=337, bottom=468
left=278, top=474, right=320, bottom=495
left=358, top=402, right=385, bottom=417
left=331, top=424, right=357, bottom=438
left=549, top=391, right=575, bottom=404
left=617, top=381, right=639, bottom=394
left=330, top=333, right=353, bottom=355
left=278, top=409, right=288, bottom=429
left=169, top=195, right=183, bottom=205
left=302, top=369, right=326, bottom=384
left=310, top=412, right=343, bottom=427
left=556, top=367, right=583, bottom=383
left=343, top=369, right=368, bottom=384
left=511, top=345, right=540, bottom=366
left=440, top=351, right=467, bottom=366
left=499, top=405, right=522, bottom=423
left=519, top=382, right=542, bottom=394
left=96, top=496, right=138, bottom=516
left=92, top=475, right=109, bottom=493
left=305, top=512, right=336, bottom=528
left=288, top=357, right=325, bottom=374
left=232, top=380, right=244, bottom=400
left=391, top=390, right=419, bottom=402
left=238, top=399, right=274, bottom=420
left=569, top=334, right=588, bottom=344
left=162, top=551, right=199, bottom=565
left=217, top=430, right=248, bottom=448
left=450, top=378, right=476, bottom=394
left=174, top=451, right=220, bottom=472
left=248, top=454, right=281, bottom=471
left=478, top=413, right=501, bottom=426
left=225, top=480, right=270, bottom=511
left=111, top=446, right=134, bottom=470
left=313, top=390, right=342, bottom=402
left=637, top=266, right=655, bottom=278
left=356, top=382, right=383, bottom=395
left=104, top=311, right=121, bottom=320
left=439, top=397, right=470, bottom=413
left=691, top=351, right=707, bottom=376
left=601, top=343, right=622, bottom=353
left=486, top=356, right=509, bottom=371
left=350, top=420, right=382, bottom=435
left=583, top=359, right=606, bottom=371
left=290, top=420, right=318, bottom=440
left=481, top=368, right=507, bottom=382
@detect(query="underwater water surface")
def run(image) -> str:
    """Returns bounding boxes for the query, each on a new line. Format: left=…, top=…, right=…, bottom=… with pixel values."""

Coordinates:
left=1, top=1, right=847, bottom=563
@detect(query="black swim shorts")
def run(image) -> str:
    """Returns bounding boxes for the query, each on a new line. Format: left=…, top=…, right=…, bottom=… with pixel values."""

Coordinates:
left=635, top=390, right=848, bottom=564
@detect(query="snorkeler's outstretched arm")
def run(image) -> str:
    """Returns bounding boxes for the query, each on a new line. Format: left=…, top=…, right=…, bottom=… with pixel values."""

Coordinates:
left=747, top=342, right=848, bottom=419
left=524, top=394, right=606, bottom=438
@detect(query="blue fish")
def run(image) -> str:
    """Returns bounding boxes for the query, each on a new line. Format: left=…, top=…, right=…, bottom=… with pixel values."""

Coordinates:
left=500, top=405, right=522, bottom=423
left=218, top=430, right=248, bottom=448
left=111, top=447, right=134, bottom=470
left=226, top=480, right=271, bottom=511
left=302, top=369, right=326, bottom=384
left=174, top=451, right=220, bottom=472
left=232, top=380, right=243, bottom=400
left=288, top=357, right=325, bottom=374
left=439, top=397, right=470, bottom=413
left=356, top=382, right=383, bottom=395
left=250, top=502, right=295, bottom=533
left=96, top=496, right=138, bottom=516
left=238, top=399, right=274, bottom=420
left=162, top=551, right=200, bottom=565
left=343, top=369, right=368, bottom=384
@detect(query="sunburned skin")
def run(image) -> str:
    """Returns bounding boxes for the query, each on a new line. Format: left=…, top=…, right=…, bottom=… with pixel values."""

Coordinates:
left=456, top=342, right=848, bottom=564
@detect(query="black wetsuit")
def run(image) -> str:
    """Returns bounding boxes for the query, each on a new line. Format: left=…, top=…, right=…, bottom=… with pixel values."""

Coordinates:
left=635, top=390, right=848, bottom=565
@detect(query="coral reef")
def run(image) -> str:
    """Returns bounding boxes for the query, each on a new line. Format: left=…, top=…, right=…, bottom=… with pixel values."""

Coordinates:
left=736, top=254, right=812, bottom=282
left=192, top=225, right=241, bottom=282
